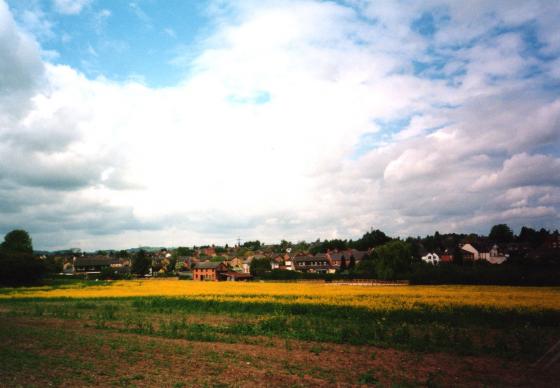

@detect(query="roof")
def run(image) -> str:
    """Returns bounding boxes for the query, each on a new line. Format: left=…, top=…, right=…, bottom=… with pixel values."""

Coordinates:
left=329, top=250, right=368, bottom=260
left=74, top=256, right=113, bottom=266
left=194, top=262, right=226, bottom=270
left=292, top=256, right=316, bottom=262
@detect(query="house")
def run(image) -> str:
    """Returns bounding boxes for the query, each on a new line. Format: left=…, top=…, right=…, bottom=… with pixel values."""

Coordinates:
left=421, top=252, right=440, bottom=265
left=270, top=255, right=284, bottom=270
left=293, top=255, right=331, bottom=273
left=74, top=256, right=113, bottom=273
left=192, top=262, right=228, bottom=281
left=200, top=247, right=216, bottom=257
left=461, top=243, right=507, bottom=264
left=439, top=249, right=454, bottom=263
left=329, top=249, right=368, bottom=268
left=228, top=257, right=244, bottom=267
left=283, top=254, right=294, bottom=271
left=543, top=233, right=560, bottom=250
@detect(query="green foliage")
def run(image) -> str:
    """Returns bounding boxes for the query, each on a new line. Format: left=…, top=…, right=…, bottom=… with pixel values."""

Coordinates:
left=339, top=256, right=347, bottom=272
left=249, top=257, right=271, bottom=276
left=517, top=226, right=550, bottom=248
left=4, top=295, right=556, bottom=359
left=310, top=239, right=348, bottom=254
left=358, top=369, right=378, bottom=385
left=410, top=262, right=560, bottom=286
left=214, top=246, right=226, bottom=254
left=44, top=256, right=63, bottom=274
left=1, top=229, right=33, bottom=253
left=0, top=251, right=45, bottom=285
left=0, top=230, right=45, bottom=285
left=353, top=228, right=391, bottom=250
left=131, top=249, right=151, bottom=276
left=355, top=253, right=376, bottom=276
left=242, top=240, right=262, bottom=250
left=294, top=240, right=310, bottom=252
left=175, top=246, right=195, bottom=257
left=489, top=224, right=514, bottom=243
left=348, top=255, right=356, bottom=270
left=99, top=267, right=131, bottom=280
left=453, top=245, right=463, bottom=265
left=117, top=250, right=130, bottom=258
left=374, top=240, right=413, bottom=280
left=272, top=239, right=293, bottom=253
left=165, top=256, right=177, bottom=272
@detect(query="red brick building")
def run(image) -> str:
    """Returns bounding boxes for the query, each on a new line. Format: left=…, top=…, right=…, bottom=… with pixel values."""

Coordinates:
left=192, top=262, right=227, bottom=281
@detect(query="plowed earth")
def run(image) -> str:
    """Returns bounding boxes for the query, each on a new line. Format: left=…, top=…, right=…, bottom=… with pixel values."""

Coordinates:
left=1, top=316, right=557, bottom=387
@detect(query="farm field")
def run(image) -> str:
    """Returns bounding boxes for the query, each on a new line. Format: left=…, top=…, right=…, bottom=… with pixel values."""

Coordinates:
left=0, top=280, right=559, bottom=387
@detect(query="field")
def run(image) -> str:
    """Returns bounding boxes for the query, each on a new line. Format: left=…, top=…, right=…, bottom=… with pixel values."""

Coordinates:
left=0, top=280, right=559, bottom=387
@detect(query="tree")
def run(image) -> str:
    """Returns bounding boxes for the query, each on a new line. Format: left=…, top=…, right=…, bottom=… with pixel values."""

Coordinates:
left=243, top=240, right=262, bottom=251
left=489, top=224, right=514, bottom=243
left=310, top=239, right=348, bottom=254
left=453, top=245, right=464, bottom=266
left=353, top=229, right=391, bottom=250
left=348, top=255, right=356, bottom=270
left=294, top=240, right=310, bottom=252
left=250, top=257, right=271, bottom=277
left=518, top=226, right=538, bottom=247
left=279, top=240, right=292, bottom=252
left=0, top=230, right=45, bottom=285
left=374, top=240, right=413, bottom=280
left=339, top=256, right=347, bottom=272
left=44, top=255, right=63, bottom=274
left=1, top=229, right=33, bottom=253
left=175, top=246, right=195, bottom=257
left=131, top=249, right=151, bottom=276
left=166, top=256, right=177, bottom=273
left=355, top=252, right=376, bottom=276
left=117, top=250, right=130, bottom=258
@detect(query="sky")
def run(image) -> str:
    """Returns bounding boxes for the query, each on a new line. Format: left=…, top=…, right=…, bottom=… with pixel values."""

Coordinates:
left=0, top=0, right=559, bottom=250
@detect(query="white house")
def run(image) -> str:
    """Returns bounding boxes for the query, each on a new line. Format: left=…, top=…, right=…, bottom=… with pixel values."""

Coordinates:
left=421, top=253, right=440, bottom=265
left=283, top=256, right=294, bottom=270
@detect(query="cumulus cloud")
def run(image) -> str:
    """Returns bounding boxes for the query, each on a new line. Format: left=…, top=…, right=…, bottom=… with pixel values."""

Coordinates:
left=0, top=1, right=45, bottom=117
left=0, top=0, right=559, bottom=249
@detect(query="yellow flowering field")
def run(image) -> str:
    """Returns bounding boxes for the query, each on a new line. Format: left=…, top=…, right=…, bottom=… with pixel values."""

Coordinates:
left=2, top=279, right=559, bottom=311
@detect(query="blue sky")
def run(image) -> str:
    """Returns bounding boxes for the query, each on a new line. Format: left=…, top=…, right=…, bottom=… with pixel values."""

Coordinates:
left=8, top=0, right=210, bottom=86
left=1, top=0, right=559, bottom=250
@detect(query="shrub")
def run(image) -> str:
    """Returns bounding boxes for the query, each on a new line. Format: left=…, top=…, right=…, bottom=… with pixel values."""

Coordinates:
left=0, top=251, right=46, bottom=286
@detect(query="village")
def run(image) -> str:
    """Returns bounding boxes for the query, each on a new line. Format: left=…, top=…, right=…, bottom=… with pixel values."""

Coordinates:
left=51, top=226, right=560, bottom=281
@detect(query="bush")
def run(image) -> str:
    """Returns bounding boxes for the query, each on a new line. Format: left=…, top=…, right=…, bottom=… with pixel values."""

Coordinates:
left=98, top=267, right=132, bottom=280
left=409, top=262, right=560, bottom=286
left=0, top=251, right=46, bottom=286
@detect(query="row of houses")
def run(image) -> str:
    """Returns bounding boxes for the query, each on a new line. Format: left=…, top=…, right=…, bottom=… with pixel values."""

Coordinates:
left=421, top=234, right=560, bottom=265
left=187, top=249, right=369, bottom=281
left=421, top=243, right=509, bottom=265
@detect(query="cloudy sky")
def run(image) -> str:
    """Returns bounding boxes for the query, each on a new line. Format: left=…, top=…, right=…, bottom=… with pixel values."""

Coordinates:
left=1, top=0, right=559, bottom=250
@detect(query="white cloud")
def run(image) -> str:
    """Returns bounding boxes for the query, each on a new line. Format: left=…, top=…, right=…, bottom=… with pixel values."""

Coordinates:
left=0, top=0, right=559, bottom=249
left=473, top=153, right=560, bottom=191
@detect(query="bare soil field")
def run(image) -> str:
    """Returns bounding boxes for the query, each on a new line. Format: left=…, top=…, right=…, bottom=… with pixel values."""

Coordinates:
left=1, top=315, right=558, bottom=387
